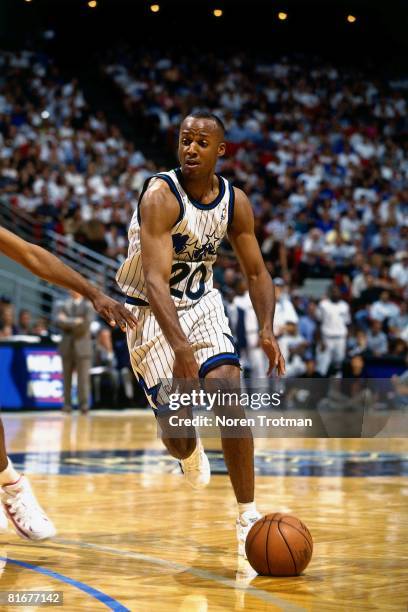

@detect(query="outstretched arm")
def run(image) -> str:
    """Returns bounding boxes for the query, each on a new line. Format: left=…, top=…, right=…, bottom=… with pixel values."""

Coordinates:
left=140, top=181, right=199, bottom=378
left=228, top=188, right=285, bottom=376
left=0, top=226, right=136, bottom=331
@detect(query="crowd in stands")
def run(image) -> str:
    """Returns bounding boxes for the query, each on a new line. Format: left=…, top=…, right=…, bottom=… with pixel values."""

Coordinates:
left=0, top=48, right=407, bottom=380
left=0, top=50, right=157, bottom=260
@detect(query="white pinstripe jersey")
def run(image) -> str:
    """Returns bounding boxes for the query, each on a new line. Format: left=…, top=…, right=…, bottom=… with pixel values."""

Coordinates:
left=116, top=168, right=235, bottom=308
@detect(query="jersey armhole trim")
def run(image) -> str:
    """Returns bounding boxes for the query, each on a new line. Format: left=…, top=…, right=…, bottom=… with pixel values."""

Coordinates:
left=137, top=174, right=185, bottom=227
left=227, top=184, right=235, bottom=229
left=156, top=174, right=185, bottom=227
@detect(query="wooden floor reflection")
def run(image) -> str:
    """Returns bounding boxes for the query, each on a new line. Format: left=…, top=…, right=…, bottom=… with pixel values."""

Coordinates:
left=0, top=411, right=406, bottom=611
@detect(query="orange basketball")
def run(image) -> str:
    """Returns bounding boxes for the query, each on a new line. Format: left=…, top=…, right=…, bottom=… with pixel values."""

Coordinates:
left=245, top=513, right=313, bottom=576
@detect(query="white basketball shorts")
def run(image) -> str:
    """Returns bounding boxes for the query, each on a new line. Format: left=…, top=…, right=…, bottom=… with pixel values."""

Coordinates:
left=125, top=289, right=240, bottom=411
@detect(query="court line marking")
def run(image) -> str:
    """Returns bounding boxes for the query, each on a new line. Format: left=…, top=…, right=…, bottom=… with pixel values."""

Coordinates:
left=0, top=556, right=129, bottom=612
left=51, top=537, right=306, bottom=611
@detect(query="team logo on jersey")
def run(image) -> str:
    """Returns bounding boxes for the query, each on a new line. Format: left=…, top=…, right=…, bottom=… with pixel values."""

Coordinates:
left=172, top=229, right=223, bottom=261
left=172, top=233, right=191, bottom=254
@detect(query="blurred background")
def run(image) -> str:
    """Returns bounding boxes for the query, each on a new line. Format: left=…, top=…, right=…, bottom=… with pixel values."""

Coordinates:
left=0, top=0, right=406, bottom=410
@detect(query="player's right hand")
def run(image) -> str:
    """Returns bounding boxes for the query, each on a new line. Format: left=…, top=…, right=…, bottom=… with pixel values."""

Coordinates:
left=173, top=345, right=200, bottom=379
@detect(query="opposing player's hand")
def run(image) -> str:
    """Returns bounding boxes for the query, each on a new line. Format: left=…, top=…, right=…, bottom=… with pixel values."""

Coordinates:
left=260, top=330, right=286, bottom=377
left=173, top=345, right=200, bottom=379
left=91, top=292, right=137, bottom=331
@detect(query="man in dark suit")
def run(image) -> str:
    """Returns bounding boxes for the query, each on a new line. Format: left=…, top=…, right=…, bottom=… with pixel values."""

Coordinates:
left=56, top=290, right=94, bottom=413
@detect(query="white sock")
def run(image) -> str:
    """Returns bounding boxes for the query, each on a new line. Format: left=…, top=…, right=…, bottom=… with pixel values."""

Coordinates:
left=238, top=501, right=257, bottom=516
left=0, top=459, right=21, bottom=486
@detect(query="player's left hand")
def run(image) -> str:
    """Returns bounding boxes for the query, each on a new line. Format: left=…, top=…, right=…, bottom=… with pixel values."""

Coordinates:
left=91, top=292, right=137, bottom=331
left=259, top=330, right=286, bottom=377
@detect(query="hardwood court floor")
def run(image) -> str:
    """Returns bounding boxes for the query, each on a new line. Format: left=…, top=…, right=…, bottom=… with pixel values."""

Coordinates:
left=0, top=411, right=407, bottom=611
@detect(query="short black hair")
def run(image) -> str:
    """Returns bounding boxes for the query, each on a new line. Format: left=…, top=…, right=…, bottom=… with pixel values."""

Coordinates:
left=183, top=111, right=225, bottom=137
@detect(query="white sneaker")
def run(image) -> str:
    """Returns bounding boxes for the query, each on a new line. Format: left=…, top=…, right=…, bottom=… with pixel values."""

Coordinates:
left=0, top=506, right=8, bottom=533
left=1, top=476, right=56, bottom=541
left=236, top=510, right=262, bottom=557
left=179, top=439, right=211, bottom=489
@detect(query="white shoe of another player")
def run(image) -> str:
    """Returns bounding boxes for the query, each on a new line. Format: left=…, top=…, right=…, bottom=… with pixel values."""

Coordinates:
left=0, top=506, right=8, bottom=533
left=1, top=476, right=56, bottom=541
left=179, top=439, right=211, bottom=489
left=236, top=510, right=262, bottom=557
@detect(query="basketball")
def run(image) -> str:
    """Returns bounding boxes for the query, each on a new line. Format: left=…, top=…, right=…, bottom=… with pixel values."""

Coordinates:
left=245, top=513, right=313, bottom=576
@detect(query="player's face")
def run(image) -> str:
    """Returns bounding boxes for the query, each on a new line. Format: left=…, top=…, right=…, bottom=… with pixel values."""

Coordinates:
left=178, top=118, right=225, bottom=177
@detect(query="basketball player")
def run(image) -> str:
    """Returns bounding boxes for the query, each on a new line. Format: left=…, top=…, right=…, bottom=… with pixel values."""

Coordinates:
left=117, top=112, right=285, bottom=555
left=0, top=226, right=137, bottom=540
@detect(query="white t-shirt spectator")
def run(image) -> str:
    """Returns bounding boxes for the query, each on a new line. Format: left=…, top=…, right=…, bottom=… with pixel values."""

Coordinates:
left=337, top=150, right=360, bottom=168
left=390, top=262, right=408, bottom=287
left=265, top=218, right=286, bottom=241
left=353, top=187, right=378, bottom=203
left=273, top=295, right=299, bottom=336
left=340, top=214, right=360, bottom=236
left=317, top=299, right=351, bottom=337
left=303, top=232, right=326, bottom=257
left=288, top=191, right=307, bottom=212
left=297, top=172, right=321, bottom=192
left=353, top=138, right=376, bottom=159
left=351, top=272, right=368, bottom=298
left=370, top=300, right=400, bottom=322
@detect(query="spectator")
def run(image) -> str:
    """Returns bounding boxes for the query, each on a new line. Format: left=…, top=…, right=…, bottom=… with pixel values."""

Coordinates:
left=391, top=338, right=407, bottom=359
left=316, top=286, right=351, bottom=372
left=348, top=329, right=369, bottom=358
left=93, top=328, right=119, bottom=405
left=391, top=370, right=408, bottom=408
left=370, top=291, right=400, bottom=323
left=231, top=278, right=267, bottom=380
left=359, top=275, right=383, bottom=307
left=273, top=278, right=299, bottom=336
left=366, top=319, right=388, bottom=357
left=390, top=252, right=408, bottom=289
left=351, top=264, right=372, bottom=299
left=278, top=322, right=308, bottom=377
left=55, top=290, right=94, bottom=414
left=17, top=309, right=32, bottom=335
left=373, top=234, right=396, bottom=264
left=298, top=300, right=318, bottom=346
left=300, top=359, right=322, bottom=378
left=31, top=317, right=51, bottom=337
left=388, top=302, right=408, bottom=342
left=0, top=304, right=17, bottom=336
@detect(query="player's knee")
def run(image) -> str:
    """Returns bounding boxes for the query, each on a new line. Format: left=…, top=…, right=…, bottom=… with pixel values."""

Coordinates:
left=162, top=436, right=196, bottom=460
